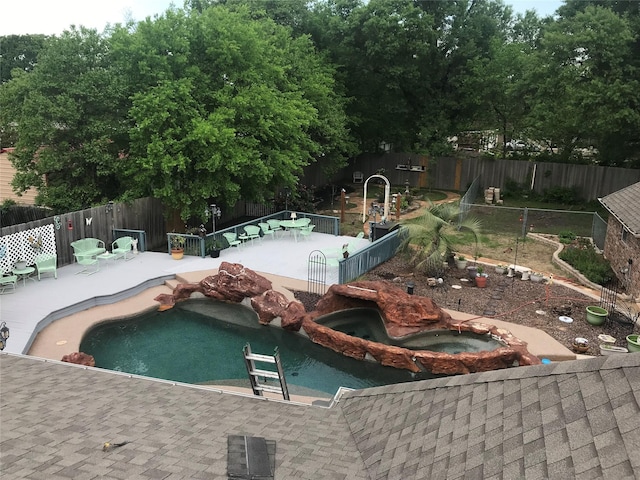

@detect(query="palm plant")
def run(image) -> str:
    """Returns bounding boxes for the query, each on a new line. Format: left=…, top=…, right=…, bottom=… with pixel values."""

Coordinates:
left=397, top=202, right=482, bottom=277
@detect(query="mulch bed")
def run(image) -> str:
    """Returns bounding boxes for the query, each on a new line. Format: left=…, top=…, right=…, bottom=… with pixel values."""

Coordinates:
left=294, top=256, right=638, bottom=356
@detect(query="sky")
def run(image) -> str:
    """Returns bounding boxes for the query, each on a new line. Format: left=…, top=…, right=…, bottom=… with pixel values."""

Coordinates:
left=2, top=0, right=564, bottom=37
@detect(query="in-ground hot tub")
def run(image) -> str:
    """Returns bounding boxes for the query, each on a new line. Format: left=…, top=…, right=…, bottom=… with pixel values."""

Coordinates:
left=315, top=308, right=505, bottom=354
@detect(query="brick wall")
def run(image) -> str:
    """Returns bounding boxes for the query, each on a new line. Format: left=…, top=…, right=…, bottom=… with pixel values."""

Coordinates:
left=603, top=216, right=640, bottom=300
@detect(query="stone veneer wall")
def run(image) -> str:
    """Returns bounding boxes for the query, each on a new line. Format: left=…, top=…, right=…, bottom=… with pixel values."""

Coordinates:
left=603, top=216, right=640, bottom=300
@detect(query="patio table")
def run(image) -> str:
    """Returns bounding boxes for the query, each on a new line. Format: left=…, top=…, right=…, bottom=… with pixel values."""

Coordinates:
left=12, top=266, right=36, bottom=286
left=97, top=252, right=118, bottom=267
left=279, top=219, right=308, bottom=242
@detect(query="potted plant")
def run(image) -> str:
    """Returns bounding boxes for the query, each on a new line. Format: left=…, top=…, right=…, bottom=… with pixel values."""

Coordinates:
left=206, top=238, right=224, bottom=258
left=170, top=235, right=185, bottom=260
left=495, top=264, right=505, bottom=275
left=455, top=255, right=467, bottom=270
left=467, top=263, right=478, bottom=279
left=585, top=305, right=607, bottom=326
left=627, top=334, right=640, bottom=353
left=572, top=337, right=589, bottom=353
left=14, top=258, right=27, bottom=270
left=475, top=266, right=488, bottom=288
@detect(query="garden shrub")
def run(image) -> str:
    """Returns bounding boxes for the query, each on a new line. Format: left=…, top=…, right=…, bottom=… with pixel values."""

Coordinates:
left=558, top=230, right=576, bottom=244
left=559, top=240, right=614, bottom=285
left=502, top=178, right=527, bottom=199
left=542, top=186, right=582, bottom=204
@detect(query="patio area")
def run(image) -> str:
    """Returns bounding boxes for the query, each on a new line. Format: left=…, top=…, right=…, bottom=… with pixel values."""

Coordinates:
left=0, top=230, right=368, bottom=355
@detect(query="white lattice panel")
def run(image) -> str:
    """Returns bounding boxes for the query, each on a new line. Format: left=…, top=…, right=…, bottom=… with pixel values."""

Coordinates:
left=0, top=224, right=56, bottom=273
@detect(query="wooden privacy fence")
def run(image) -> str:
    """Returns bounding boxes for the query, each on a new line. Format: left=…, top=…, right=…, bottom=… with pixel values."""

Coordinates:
left=340, top=154, right=640, bottom=201
left=0, top=197, right=167, bottom=269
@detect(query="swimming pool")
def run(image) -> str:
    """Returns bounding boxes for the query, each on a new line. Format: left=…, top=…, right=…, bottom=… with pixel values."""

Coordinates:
left=80, top=300, right=435, bottom=397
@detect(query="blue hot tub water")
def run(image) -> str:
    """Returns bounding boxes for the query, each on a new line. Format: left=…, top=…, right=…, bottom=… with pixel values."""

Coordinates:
left=315, top=308, right=505, bottom=354
left=80, top=300, right=428, bottom=397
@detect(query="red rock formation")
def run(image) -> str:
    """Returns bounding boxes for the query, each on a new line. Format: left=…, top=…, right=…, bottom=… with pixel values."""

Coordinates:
left=313, top=281, right=454, bottom=336
left=155, top=263, right=540, bottom=376
left=251, top=290, right=286, bottom=324
left=201, top=262, right=272, bottom=302
left=61, top=352, right=95, bottom=367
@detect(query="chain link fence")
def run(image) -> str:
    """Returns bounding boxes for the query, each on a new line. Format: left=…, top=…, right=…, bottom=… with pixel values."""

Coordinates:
left=459, top=179, right=604, bottom=243
left=465, top=204, right=597, bottom=238
left=458, top=175, right=482, bottom=225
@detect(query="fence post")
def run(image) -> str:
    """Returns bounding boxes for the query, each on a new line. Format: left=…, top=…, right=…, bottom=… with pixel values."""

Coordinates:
left=521, top=207, right=528, bottom=239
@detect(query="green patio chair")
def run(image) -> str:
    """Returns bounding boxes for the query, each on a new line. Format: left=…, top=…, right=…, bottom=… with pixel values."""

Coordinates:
left=35, top=253, right=57, bottom=280
left=223, top=232, right=242, bottom=249
left=0, top=270, right=18, bottom=294
left=240, top=225, right=261, bottom=244
left=112, top=236, right=133, bottom=261
left=266, top=219, right=283, bottom=238
left=258, top=222, right=275, bottom=240
left=299, top=224, right=315, bottom=241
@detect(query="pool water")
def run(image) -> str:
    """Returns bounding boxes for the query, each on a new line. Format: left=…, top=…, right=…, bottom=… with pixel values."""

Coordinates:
left=80, top=300, right=432, bottom=397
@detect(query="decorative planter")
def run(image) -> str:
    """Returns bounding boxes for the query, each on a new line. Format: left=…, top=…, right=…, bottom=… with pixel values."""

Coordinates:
left=210, top=249, right=221, bottom=258
left=171, top=248, right=184, bottom=260
left=627, top=334, right=640, bottom=353
left=455, top=259, right=467, bottom=270
left=600, top=344, right=628, bottom=355
left=14, top=260, right=27, bottom=270
left=495, top=266, right=505, bottom=275
left=530, top=273, right=544, bottom=283
left=573, top=337, right=589, bottom=353
left=467, top=266, right=478, bottom=279
left=585, top=306, right=608, bottom=326
left=475, top=275, right=488, bottom=288
left=572, top=343, right=589, bottom=354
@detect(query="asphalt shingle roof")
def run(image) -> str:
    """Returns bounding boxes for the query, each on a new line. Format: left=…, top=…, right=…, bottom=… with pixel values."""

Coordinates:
left=600, top=181, right=640, bottom=236
left=340, top=353, right=640, bottom=479
left=1, top=353, right=639, bottom=479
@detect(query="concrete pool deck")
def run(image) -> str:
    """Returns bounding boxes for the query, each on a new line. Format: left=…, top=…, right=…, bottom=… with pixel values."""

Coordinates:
left=2, top=229, right=576, bottom=380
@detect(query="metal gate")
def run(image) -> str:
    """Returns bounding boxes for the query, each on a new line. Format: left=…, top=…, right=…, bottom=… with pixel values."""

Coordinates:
left=308, top=250, right=327, bottom=295
left=600, top=278, right=639, bottom=329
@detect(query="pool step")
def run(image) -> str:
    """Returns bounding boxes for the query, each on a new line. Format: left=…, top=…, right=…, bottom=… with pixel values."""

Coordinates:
left=245, top=353, right=277, bottom=363
left=243, top=343, right=290, bottom=401
left=249, top=369, right=281, bottom=379
left=255, top=384, right=286, bottom=394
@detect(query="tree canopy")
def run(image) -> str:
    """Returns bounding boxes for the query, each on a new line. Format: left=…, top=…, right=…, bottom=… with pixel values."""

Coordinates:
left=1, top=0, right=640, bottom=216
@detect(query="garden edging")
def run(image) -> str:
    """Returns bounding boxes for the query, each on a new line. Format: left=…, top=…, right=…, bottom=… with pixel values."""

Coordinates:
left=529, top=233, right=634, bottom=305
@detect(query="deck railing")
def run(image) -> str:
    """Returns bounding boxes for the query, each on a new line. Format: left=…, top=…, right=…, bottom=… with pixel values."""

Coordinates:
left=338, top=229, right=401, bottom=284
left=166, top=210, right=340, bottom=257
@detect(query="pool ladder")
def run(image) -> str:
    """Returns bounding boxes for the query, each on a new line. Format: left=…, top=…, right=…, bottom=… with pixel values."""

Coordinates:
left=243, top=343, right=290, bottom=401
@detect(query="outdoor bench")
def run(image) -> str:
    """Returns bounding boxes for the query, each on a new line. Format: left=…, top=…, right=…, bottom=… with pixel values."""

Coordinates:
left=71, top=238, right=106, bottom=262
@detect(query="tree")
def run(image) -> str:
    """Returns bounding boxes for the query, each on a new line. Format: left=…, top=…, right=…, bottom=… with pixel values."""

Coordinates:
left=0, top=34, right=49, bottom=84
left=2, top=27, right=128, bottom=211
left=527, top=5, right=640, bottom=165
left=118, top=5, right=354, bottom=220
left=398, top=202, right=482, bottom=277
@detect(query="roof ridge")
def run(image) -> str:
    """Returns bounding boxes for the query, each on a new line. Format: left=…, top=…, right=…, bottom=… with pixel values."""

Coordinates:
left=341, top=355, right=640, bottom=400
